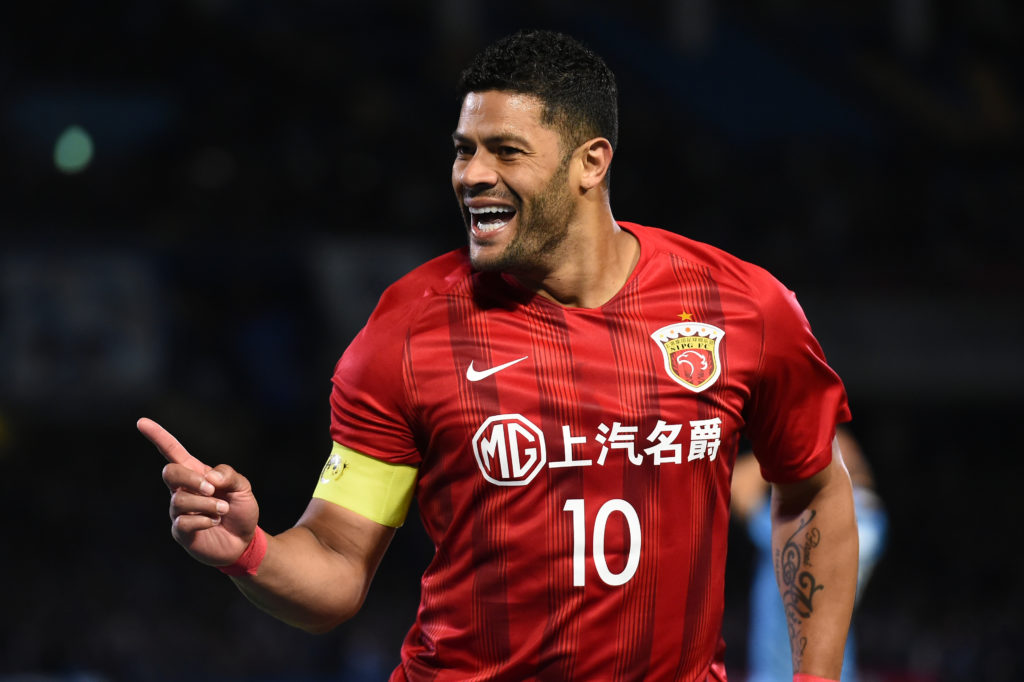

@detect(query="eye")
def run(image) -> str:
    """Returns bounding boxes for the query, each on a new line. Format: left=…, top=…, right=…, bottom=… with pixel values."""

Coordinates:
left=453, top=143, right=474, bottom=158
left=497, top=146, right=522, bottom=157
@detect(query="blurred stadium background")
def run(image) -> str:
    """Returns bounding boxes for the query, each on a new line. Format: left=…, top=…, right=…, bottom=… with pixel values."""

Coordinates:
left=0, top=1, right=1021, bottom=681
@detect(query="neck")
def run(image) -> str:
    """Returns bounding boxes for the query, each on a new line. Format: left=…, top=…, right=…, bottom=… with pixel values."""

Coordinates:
left=511, top=210, right=640, bottom=309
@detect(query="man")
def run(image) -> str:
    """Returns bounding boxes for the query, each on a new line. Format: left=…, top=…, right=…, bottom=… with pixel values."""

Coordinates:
left=141, top=30, right=858, bottom=681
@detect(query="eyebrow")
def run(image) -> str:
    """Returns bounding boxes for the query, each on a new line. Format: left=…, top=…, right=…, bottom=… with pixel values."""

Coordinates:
left=451, top=131, right=532, bottom=148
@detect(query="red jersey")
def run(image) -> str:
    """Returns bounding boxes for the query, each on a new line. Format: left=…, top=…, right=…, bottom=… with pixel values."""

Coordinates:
left=328, top=222, right=850, bottom=681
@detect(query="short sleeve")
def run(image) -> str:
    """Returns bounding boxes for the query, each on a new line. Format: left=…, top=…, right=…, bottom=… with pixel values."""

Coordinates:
left=329, top=301, right=422, bottom=467
left=744, top=279, right=850, bottom=484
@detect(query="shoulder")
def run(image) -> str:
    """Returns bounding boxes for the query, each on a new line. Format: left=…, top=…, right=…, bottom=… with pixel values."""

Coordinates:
left=332, top=248, right=475, bottom=416
left=622, top=221, right=789, bottom=300
left=374, top=248, right=473, bottom=314
left=336, top=248, right=472, bottom=369
left=363, top=247, right=474, bottom=332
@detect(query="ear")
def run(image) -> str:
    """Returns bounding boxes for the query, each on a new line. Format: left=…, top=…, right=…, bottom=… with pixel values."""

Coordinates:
left=577, top=137, right=613, bottom=191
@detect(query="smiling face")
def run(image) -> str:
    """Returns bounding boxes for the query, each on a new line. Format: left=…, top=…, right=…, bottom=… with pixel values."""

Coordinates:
left=452, top=91, right=578, bottom=274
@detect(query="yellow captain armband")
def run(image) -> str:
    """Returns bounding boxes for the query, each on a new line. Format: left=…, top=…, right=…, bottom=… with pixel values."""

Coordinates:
left=312, top=442, right=417, bottom=528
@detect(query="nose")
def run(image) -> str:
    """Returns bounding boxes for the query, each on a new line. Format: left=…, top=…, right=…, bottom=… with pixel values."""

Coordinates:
left=455, top=150, right=498, bottom=189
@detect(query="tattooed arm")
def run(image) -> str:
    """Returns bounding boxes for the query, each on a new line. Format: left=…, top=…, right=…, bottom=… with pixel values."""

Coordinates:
left=770, top=437, right=859, bottom=680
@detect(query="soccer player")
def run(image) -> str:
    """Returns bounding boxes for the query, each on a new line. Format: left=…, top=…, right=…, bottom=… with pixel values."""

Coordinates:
left=142, top=30, right=858, bottom=681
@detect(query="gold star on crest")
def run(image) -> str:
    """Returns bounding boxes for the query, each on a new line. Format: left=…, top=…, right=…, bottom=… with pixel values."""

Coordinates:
left=678, top=312, right=694, bottom=321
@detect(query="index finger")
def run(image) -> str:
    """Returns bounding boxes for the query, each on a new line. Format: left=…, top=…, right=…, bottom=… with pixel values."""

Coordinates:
left=137, top=418, right=209, bottom=473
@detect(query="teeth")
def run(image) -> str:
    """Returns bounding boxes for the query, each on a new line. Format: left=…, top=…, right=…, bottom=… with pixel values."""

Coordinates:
left=468, top=206, right=513, bottom=214
left=468, top=205, right=514, bottom=233
left=477, top=220, right=508, bottom=232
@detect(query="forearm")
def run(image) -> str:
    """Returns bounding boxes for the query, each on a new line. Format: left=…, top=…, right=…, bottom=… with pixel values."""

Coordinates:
left=771, top=452, right=859, bottom=679
left=225, top=525, right=372, bottom=633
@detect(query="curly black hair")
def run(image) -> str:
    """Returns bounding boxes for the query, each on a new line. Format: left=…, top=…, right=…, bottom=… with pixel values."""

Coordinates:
left=456, top=30, right=619, bottom=153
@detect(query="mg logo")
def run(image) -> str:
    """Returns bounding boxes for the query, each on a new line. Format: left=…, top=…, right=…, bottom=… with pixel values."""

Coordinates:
left=472, top=414, right=547, bottom=486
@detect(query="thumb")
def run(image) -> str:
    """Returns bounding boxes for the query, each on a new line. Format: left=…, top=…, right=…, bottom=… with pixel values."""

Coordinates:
left=205, top=463, right=253, bottom=496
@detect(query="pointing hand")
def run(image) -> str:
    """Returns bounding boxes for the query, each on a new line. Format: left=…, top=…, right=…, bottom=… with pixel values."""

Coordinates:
left=138, top=418, right=260, bottom=567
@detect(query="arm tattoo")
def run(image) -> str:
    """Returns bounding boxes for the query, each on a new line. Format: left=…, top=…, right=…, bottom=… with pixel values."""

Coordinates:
left=775, top=510, right=824, bottom=670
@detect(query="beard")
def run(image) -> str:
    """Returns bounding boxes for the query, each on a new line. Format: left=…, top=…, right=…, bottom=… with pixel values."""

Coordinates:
left=467, top=154, right=576, bottom=275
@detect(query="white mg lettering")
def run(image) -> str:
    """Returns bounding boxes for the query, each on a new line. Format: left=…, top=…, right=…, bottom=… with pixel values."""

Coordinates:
left=476, top=424, right=508, bottom=476
left=472, top=414, right=547, bottom=486
left=507, top=422, right=539, bottom=478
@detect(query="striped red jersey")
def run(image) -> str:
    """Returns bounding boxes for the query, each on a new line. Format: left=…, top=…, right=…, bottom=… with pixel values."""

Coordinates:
left=329, top=222, right=851, bottom=681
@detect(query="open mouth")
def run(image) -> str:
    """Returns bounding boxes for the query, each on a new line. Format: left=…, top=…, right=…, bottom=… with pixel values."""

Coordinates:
left=468, top=205, right=517, bottom=233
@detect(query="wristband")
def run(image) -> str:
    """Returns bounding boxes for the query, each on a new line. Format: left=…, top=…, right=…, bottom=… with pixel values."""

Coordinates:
left=794, top=675, right=838, bottom=682
left=218, top=526, right=268, bottom=577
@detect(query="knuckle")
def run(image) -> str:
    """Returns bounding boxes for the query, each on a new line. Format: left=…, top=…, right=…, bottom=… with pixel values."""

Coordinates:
left=169, top=490, right=186, bottom=515
left=162, top=463, right=192, bottom=487
left=170, top=489, right=222, bottom=519
left=212, top=463, right=236, bottom=479
left=170, top=490, right=200, bottom=514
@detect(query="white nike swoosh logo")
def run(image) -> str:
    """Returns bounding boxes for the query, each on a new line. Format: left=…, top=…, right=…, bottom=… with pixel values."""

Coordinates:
left=466, top=356, right=529, bottom=382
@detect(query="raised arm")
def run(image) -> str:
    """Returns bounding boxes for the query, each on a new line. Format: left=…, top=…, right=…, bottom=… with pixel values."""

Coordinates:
left=770, top=437, right=858, bottom=680
left=139, top=418, right=395, bottom=633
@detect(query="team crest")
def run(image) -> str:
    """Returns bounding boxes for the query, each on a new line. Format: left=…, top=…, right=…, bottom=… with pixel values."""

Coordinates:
left=650, top=321, right=725, bottom=393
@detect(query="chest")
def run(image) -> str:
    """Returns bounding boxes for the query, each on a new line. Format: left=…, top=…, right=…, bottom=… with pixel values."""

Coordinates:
left=408, top=280, right=764, bottom=489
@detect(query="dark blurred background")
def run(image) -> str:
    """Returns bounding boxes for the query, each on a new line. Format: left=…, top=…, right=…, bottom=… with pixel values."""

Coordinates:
left=0, top=1, right=1021, bottom=681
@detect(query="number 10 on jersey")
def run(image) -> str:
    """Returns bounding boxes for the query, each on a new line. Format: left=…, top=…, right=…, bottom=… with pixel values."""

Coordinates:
left=563, top=498, right=642, bottom=587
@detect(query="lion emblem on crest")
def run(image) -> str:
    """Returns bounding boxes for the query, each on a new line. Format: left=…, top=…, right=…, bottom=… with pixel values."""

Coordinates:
left=650, top=321, right=725, bottom=392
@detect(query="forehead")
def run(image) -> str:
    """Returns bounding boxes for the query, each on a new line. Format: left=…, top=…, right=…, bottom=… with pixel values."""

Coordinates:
left=455, top=91, right=551, bottom=139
